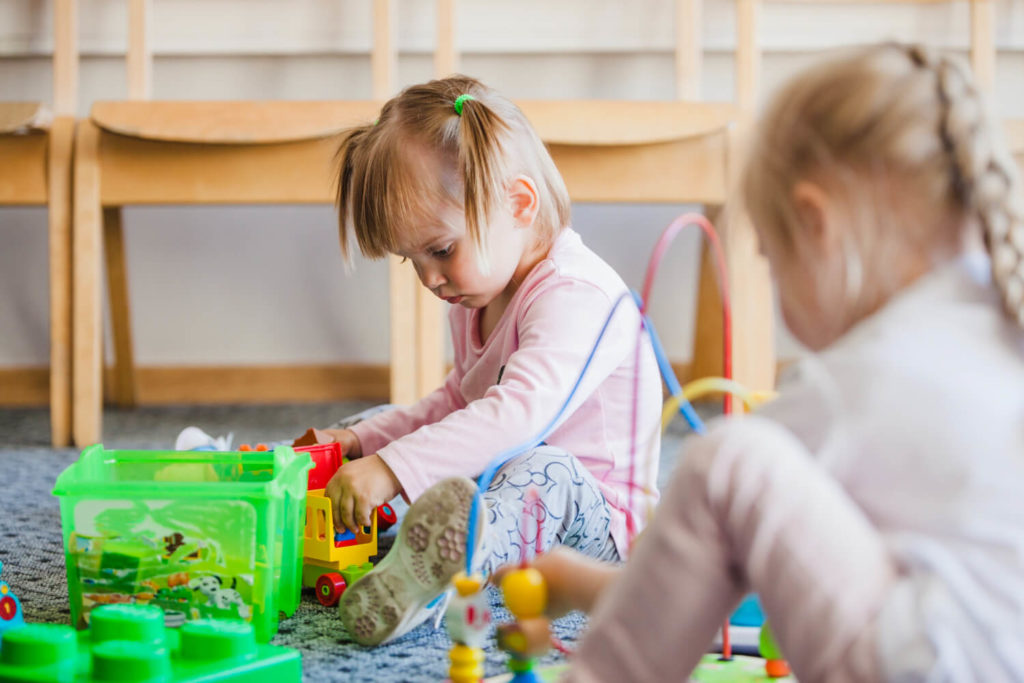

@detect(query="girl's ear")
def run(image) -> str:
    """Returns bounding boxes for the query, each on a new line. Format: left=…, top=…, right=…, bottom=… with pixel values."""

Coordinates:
left=508, top=175, right=540, bottom=229
left=791, top=180, right=839, bottom=255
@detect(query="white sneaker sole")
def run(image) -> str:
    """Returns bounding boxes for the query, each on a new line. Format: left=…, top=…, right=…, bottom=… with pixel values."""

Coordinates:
left=339, top=476, right=480, bottom=646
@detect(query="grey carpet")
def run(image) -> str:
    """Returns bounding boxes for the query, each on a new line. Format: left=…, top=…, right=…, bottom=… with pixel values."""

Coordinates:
left=0, top=402, right=704, bottom=681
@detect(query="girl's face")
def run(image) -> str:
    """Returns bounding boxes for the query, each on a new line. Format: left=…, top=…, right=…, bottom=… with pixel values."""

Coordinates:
left=394, top=178, right=544, bottom=311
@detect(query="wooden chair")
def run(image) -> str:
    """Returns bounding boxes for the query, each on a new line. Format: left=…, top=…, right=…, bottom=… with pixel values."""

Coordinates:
left=434, top=0, right=776, bottom=392
left=0, top=0, right=76, bottom=446
left=72, top=0, right=446, bottom=446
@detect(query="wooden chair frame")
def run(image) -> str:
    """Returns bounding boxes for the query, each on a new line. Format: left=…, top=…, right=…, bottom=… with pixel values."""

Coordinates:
left=72, top=0, right=446, bottom=446
left=0, top=0, right=76, bottom=446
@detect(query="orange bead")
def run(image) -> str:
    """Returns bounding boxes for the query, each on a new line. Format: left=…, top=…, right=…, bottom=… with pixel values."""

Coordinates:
left=765, top=659, right=791, bottom=678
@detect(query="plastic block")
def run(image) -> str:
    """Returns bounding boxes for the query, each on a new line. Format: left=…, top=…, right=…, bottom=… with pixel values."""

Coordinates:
left=730, top=594, right=765, bottom=627
left=0, top=604, right=301, bottom=682
left=340, top=562, right=373, bottom=587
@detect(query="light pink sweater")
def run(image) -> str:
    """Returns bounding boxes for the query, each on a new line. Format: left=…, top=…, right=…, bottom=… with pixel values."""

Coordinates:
left=350, top=228, right=663, bottom=554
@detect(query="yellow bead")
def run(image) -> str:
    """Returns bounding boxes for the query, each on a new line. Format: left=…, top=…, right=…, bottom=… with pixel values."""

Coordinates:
left=449, top=643, right=485, bottom=683
left=452, top=571, right=483, bottom=597
left=500, top=568, right=547, bottom=619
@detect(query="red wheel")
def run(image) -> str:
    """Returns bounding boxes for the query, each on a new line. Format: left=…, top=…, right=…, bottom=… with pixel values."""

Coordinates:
left=377, top=503, right=398, bottom=533
left=315, top=572, right=347, bottom=607
left=0, top=596, right=17, bottom=621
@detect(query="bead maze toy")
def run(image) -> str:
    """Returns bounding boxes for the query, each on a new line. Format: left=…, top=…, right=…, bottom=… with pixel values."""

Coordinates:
left=0, top=603, right=301, bottom=682
left=294, top=442, right=398, bottom=607
left=0, top=560, right=24, bottom=639
left=448, top=214, right=790, bottom=681
left=52, top=445, right=313, bottom=642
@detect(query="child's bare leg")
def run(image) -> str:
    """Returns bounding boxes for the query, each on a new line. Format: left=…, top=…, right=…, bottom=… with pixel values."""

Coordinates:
left=566, top=417, right=896, bottom=683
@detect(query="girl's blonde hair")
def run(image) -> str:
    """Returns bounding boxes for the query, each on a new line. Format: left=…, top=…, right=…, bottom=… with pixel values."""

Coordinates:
left=744, top=43, right=1024, bottom=326
left=335, top=75, right=571, bottom=265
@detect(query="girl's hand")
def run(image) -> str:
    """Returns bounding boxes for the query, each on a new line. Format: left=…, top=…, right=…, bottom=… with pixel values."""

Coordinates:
left=325, top=454, right=401, bottom=534
left=493, top=546, right=621, bottom=619
left=293, top=427, right=363, bottom=459
left=496, top=617, right=553, bottom=658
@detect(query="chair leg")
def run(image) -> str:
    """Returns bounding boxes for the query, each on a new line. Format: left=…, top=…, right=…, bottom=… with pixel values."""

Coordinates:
left=73, top=120, right=103, bottom=447
left=691, top=239, right=724, bottom=380
left=415, top=284, right=446, bottom=397
left=389, top=255, right=418, bottom=405
left=47, top=116, right=74, bottom=447
left=103, top=206, right=137, bottom=408
left=691, top=210, right=776, bottom=392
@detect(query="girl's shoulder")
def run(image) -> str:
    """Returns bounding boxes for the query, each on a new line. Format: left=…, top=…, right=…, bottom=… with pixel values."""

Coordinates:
left=520, top=228, right=629, bottom=309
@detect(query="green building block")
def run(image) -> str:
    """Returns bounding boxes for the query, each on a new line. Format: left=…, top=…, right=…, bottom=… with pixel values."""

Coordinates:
left=340, top=562, right=373, bottom=587
left=0, top=604, right=301, bottom=683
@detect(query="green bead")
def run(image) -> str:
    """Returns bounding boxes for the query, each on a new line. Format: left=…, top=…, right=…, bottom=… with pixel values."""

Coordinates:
left=0, top=624, right=77, bottom=666
left=507, top=657, right=535, bottom=674
left=759, top=621, right=783, bottom=660
left=91, top=640, right=170, bottom=682
left=180, top=619, right=256, bottom=661
left=91, top=604, right=166, bottom=647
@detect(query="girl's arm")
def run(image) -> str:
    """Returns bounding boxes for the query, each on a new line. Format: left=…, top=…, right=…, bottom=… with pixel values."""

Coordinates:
left=347, top=369, right=465, bottom=457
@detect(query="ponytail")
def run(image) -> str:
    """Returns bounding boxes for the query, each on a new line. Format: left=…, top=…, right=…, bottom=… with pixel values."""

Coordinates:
left=454, top=94, right=511, bottom=266
left=909, top=45, right=1024, bottom=326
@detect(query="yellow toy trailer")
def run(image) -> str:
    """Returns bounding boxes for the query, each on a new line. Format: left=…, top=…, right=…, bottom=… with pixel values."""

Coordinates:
left=295, top=443, right=397, bottom=606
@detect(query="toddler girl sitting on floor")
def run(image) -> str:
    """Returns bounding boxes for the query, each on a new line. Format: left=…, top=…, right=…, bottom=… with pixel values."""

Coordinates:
left=309, top=75, right=663, bottom=646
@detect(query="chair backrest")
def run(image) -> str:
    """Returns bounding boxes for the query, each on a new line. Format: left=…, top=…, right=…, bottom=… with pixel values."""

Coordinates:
left=736, top=0, right=996, bottom=111
left=0, top=0, right=76, bottom=134
left=440, top=0, right=737, bottom=206
left=53, top=0, right=78, bottom=116
left=125, top=0, right=400, bottom=101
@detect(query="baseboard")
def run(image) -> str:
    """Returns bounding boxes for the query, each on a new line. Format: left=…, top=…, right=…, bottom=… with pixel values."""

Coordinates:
left=0, top=360, right=765, bottom=408
left=0, top=367, right=51, bottom=407
left=0, top=364, right=391, bottom=407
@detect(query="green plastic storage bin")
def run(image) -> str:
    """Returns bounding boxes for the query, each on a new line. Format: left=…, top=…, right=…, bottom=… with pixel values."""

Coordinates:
left=53, top=445, right=313, bottom=642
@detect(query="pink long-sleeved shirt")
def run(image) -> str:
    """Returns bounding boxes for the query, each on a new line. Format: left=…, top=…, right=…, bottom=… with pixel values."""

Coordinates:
left=351, top=228, right=662, bottom=554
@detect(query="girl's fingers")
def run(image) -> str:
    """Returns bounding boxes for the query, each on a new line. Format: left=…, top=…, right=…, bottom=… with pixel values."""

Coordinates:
left=355, top=497, right=373, bottom=530
left=491, top=564, right=513, bottom=586
left=497, top=618, right=552, bottom=657
left=338, top=493, right=357, bottom=534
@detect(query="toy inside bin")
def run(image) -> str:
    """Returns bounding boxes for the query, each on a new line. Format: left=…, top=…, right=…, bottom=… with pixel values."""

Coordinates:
left=52, top=445, right=312, bottom=642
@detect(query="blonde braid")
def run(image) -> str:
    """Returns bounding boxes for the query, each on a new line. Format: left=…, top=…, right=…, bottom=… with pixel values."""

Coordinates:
left=909, top=45, right=1024, bottom=326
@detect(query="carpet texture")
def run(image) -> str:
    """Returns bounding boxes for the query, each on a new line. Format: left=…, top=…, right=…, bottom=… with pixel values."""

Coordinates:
left=0, top=402, right=701, bottom=681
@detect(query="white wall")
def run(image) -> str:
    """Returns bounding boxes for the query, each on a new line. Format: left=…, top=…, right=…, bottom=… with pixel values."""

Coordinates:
left=3, top=0, right=1023, bottom=367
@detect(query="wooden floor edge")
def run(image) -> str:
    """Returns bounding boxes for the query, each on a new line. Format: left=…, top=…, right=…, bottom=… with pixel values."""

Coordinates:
left=0, top=360, right=788, bottom=408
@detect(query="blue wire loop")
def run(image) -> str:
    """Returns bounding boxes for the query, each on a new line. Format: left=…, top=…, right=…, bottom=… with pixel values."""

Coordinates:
left=464, top=289, right=706, bottom=573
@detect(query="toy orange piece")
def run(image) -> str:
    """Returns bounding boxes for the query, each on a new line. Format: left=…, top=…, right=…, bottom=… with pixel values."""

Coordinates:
left=765, top=659, right=791, bottom=678
left=239, top=444, right=252, bottom=452
left=256, top=444, right=269, bottom=452
left=315, top=572, right=347, bottom=607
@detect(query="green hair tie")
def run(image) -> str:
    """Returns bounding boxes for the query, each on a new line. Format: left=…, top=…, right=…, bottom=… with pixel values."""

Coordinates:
left=454, top=94, right=475, bottom=116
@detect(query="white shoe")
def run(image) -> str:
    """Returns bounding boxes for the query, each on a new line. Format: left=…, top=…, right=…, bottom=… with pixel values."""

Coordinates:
left=338, top=477, right=481, bottom=646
